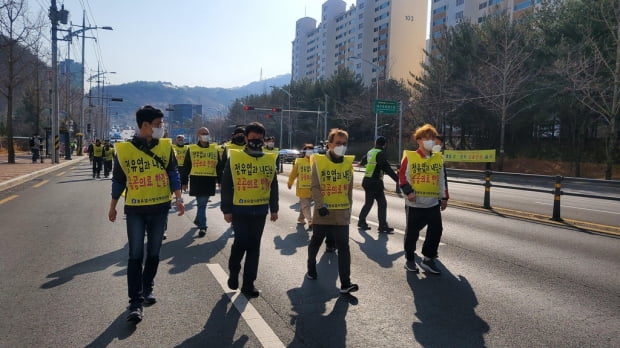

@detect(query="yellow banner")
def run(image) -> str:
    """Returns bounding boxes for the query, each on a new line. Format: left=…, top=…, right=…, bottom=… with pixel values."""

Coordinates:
left=443, top=150, right=496, bottom=163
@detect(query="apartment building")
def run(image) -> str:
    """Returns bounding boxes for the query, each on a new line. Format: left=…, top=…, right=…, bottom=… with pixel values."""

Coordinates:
left=292, top=0, right=428, bottom=88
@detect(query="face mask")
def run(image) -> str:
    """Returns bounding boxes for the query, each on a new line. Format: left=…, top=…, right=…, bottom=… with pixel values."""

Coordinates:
left=423, top=140, right=435, bottom=151
left=432, top=144, right=442, bottom=153
left=305, top=150, right=311, bottom=157
left=265, top=142, right=274, bottom=150
left=247, top=139, right=264, bottom=150
left=152, top=127, right=165, bottom=139
left=233, top=135, right=245, bottom=145
left=333, top=145, right=347, bottom=157
left=200, top=135, right=211, bottom=143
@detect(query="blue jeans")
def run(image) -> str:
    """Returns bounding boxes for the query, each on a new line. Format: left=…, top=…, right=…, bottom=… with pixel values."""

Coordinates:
left=195, top=195, right=209, bottom=229
left=126, top=212, right=167, bottom=308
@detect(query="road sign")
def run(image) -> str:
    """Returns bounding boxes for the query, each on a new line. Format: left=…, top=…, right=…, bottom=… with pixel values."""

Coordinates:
left=374, top=99, right=399, bottom=114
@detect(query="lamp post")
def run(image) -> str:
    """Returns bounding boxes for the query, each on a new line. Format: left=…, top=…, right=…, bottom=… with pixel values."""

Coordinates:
left=348, top=56, right=383, bottom=140
left=270, top=85, right=292, bottom=148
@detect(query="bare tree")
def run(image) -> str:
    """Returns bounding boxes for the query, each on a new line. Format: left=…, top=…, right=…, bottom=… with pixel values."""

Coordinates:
left=0, top=0, right=45, bottom=163
left=469, top=14, right=536, bottom=171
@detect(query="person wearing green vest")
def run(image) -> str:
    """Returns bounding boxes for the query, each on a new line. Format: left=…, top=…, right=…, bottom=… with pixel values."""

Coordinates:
left=306, top=128, right=359, bottom=294
left=357, top=136, right=399, bottom=233
left=108, top=105, right=185, bottom=323
left=221, top=122, right=279, bottom=298
left=181, top=127, right=220, bottom=237
left=102, top=141, right=114, bottom=178
left=89, top=138, right=104, bottom=178
left=398, top=123, right=448, bottom=275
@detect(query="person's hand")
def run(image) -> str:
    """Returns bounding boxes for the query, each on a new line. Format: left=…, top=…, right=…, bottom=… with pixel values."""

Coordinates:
left=407, top=192, right=416, bottom=202
left=224, top=213, right=232, bottom=223
left=175, top=200, right=185, bottom=216
left=318, top=206, right=329, bottom=216
left=108, top=207, right=117, bottom=222
left=440, top=199, right=448, bottom=211
left=270, top=212, right=278, bottom=221
left=287, top=184, right=292, bottom=190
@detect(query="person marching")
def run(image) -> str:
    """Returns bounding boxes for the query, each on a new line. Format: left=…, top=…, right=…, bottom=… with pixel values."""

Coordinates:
left=306, top=128, right=359, bottom=294
left=108, top=105, right=185, bottom=322
left=399, top=123, right=448, bottom=275
left=287, top=143, right=315, bottom=229
left=89, top=138, right=104, bottom=178
left=173, top=134, right=189, bottom=179
left=181, top=127, right=220, bottom=237
left=217, top=126, right=246, bottom=177
left=357, top=136, right=399, bottom=233
left=102, top=141, right=114, bottom=178
left=221, top=122, right=278, bottom=298
left=263, top=136, right=281, bottom=172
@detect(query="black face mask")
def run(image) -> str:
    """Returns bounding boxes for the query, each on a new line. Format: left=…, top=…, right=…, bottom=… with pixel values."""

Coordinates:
left=247, top=139, right=264, bottom=150
left=233, top=135, right=245, bottom=145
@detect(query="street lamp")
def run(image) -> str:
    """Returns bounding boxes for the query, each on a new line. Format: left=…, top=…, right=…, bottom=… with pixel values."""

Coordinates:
left=348, top=56, right=384, bottom=140
left=270, top=85, right=292, bottom=149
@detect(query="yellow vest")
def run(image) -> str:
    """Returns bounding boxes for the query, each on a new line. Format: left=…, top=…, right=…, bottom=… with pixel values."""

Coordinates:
left=294, top=157, right=312, bottom=189
left=229, top=149, right=276, bottom=206
left=188, top=143, right=218, bottom=176
left=313, top=154, right=354, bottom=209
left=364, top=148, right=383, bottom=179
left=173, top=144, right=189, bottom=166
left=225, top=142, right=245, bottom=158
left=115, top=139, right=172, bottom=206
left=103, top=147, right=114, bottom=161
left=405, top=150, right=443, bottom=198
left=93, top=144, right=103, bottom=157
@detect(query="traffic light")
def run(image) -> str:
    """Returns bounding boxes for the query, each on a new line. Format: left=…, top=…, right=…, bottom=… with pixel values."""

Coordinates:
left=243, top=106, right=255, bottom=111
left=110, top=97, right=123, bottom=102
left=272, top=107, right=282, bottom=112
left=265, top=114, right=272, bottom=119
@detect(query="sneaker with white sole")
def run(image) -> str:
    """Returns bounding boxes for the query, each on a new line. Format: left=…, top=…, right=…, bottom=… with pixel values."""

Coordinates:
left=420, top=258, right=441, bottom=274
left=127, top=307, right=143, bottom=322
left=340, top=283, right=359, bottom=294
left=404, top=260, right=419, bottom=273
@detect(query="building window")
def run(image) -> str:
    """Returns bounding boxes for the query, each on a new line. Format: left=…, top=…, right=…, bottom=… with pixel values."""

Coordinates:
left=456, top=0, right=464, bottom=5
left=479, top=2, right=487, bottom=9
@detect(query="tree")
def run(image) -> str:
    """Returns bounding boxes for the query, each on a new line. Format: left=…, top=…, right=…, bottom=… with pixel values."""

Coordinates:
left=0, top=0, right=44, bottom=163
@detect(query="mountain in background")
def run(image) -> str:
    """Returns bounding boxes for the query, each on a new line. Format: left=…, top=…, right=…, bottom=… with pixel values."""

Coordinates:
left=99, top=74, right=291, bottom=121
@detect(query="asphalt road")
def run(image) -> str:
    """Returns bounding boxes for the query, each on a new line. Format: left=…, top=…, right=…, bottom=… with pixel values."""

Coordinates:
left=0, top=161, right=618, bottom=347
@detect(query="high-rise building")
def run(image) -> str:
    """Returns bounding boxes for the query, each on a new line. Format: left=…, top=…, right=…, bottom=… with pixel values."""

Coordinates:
left=167, top=103, right=202, bottom=139
left=292, top=0, right=429, bottom=88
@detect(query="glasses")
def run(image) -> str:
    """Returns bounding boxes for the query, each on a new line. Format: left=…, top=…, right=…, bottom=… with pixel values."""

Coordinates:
left=331, top=141, right=347, bottom=146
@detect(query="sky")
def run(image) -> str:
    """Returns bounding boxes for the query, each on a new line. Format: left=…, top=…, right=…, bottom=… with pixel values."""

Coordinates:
left=29, top=0, right=357, bottom=88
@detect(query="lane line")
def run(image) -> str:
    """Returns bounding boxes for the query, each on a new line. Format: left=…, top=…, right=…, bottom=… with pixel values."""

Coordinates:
left=33, top=179, right=49, bottom=188
left=56, top=171, right=66, bottom=176
left=206, top=263, right=285, bottom=348
left=535, top=202, right=620, bottom=215
left=0, top=195, right=18, bottom=205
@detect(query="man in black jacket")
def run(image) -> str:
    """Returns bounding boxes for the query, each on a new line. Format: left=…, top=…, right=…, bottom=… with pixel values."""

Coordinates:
left=357, top=136, right=399, bottom=233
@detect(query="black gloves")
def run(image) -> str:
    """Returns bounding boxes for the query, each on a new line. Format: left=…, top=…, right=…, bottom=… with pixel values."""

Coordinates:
left=318, top=206, right=330, bottom=216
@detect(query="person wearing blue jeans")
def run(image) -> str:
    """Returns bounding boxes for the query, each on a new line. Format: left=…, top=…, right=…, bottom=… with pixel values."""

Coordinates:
left=109, top=105, right=185, bottom=323
left=181, top=127, right=220, bottom=237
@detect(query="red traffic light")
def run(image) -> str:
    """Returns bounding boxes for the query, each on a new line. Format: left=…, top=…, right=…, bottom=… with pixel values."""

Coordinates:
left=271, top=107, right=282, bottom=112
left=243, top=106, right=255, bottom=111
left=265, top=114, right=272, bottom=119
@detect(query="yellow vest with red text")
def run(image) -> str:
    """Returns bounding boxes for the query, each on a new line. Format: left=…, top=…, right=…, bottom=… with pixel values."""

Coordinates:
left=173, top=144, right=189, bottom=167
left=312, top=154, right=354, bottom=210
left=188, top=143, right=218, bottom=176
left=405, top=150, right=443, bottom=198
left=115, top=139, right=172, bottom=206
left=229, top=149, right=277, bottom=206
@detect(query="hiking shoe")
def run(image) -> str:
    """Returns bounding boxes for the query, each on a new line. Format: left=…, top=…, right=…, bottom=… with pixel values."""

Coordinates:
left=305, top=272, right=317, bottom=280
left=144, top=293, right=157, bottom=305
left=325, top=246, right=337, bottom=253
left=357, top=222, right=371, bottom=230
left=227, top=275, right=239, bottom=290
left=378, top=226, right=394, bottom=234
left=404, top=260, right=419, bottom=273
left=420, top=258, right=441, bottom=275
left=340, top=283, right=359, bottom=294
left=241, top=287, right=260, bottom=298
left=127, top=307, right=143, bottom=322
left=198, top=229, right=207, bottom=237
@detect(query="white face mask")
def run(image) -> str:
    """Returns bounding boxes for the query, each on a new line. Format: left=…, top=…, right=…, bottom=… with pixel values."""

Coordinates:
left=333, top=145, right=347, bottom=156
left=152, top=127, right=165, bottom=139
left=265, top=142, right=274, bottom=149
left=432, top=144, right=442, bottom=153
left=200, top=135, right=211, bottom=143
left=305, top=150, right=311, bottom=157
left=423, top=140, right=435, bottom=151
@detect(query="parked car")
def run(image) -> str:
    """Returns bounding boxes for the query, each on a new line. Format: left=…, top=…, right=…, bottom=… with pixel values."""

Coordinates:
left=278, top=149, right=300, bottom=163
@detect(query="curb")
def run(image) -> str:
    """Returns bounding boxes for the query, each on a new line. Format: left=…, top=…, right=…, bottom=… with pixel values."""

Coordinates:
left=0, top=156, right=89, bottom=193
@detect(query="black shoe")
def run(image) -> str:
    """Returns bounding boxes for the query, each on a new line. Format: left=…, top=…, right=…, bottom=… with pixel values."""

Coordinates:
left=305, top=272, right=317, bottom=280
left=127, top=307, right=143, bottom=322
left=144, top=293, right=157, bottom=305
left=378, top=226, right=394, bottom=234
left=404, top=260, right=419, bottom=273
left=340, top=283, right=359, bottom=294
left=241, top=287, right=260, bottom=298
left=420, top=258, right=441, bottom=275
left=325, top=246, right=337, bottom=253
left=227, top=275, right=239, bottom=290
left=198, top=228, right=207, bottom=237
left=357, top=222, right=371, bottom=230
left=163, top=233, right=168, bottom=240
left=193, top=218, right=199, bottom=227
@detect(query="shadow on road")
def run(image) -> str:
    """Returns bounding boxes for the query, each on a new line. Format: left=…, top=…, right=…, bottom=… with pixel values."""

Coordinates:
left=162, top=227, right=233, bottom=274
left=273, top=223, right=310, bottom=255
left=353, top=228, right=404, bottom=268
left=84, top=312, right=137, bottom=347
left=407, top=260, right=489, bottom=347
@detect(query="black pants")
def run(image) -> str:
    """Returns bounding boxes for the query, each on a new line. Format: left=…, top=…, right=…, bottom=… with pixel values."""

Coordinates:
left=404, top=205, right=443, bottom=260
left=92, top=157, right=103, bottom=177
left=358, top=178, right=388, bottom=228
left=103, top=160, right=113, bottom=177
left=229, top=214, right=266, bottom=290
left=307, top=224, right=351, bottom=287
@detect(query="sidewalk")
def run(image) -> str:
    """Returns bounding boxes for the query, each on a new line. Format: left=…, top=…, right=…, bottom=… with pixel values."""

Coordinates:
left=0, top=152, right=88, bottom=192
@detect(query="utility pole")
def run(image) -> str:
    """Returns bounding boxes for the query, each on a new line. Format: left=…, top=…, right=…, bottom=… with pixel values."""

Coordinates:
left=50, top=0, right=60, bottom=163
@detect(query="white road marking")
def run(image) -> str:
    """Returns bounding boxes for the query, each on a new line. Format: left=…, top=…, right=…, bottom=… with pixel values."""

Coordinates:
left=206, top=263, right=285, bottom=348
left=535, top=202, right=620, bottom=215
